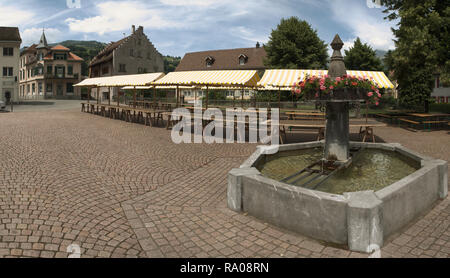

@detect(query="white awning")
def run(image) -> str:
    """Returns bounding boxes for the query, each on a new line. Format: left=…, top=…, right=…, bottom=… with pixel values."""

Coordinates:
left=74, top=73, right=165, bottom=87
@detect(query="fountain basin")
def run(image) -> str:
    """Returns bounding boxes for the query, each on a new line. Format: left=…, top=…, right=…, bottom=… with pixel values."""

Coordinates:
left=227, top=142, right=448, bottom=252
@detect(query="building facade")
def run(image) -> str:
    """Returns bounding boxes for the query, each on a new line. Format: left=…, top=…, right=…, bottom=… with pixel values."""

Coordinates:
left=432, top=74, right=450, bottom=103
left=89, top=25, right=164, bottom=101
left=175, top=43, right=267, bottom=101
left=0, top=27, right=21, bottom=103
left=19, top=31, right=83, bottom=99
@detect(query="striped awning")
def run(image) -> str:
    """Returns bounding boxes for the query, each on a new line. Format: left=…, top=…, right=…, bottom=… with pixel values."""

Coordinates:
left=150, top=70, right=260, bottom=87
left=75, top=73, right=165, bottom=87
left=74, top=76, right=106, bottom=87
left=122, top=85, right=195, bottom=90
left=258, top=69, right=394, bottom=89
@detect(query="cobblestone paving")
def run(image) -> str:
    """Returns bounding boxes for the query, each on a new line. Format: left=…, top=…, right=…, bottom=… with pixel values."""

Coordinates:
left=0, top=108, right=448, bottom=258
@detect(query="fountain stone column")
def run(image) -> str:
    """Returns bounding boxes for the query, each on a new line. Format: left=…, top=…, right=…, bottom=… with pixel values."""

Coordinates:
left=324, top=35, right=350, bottom=163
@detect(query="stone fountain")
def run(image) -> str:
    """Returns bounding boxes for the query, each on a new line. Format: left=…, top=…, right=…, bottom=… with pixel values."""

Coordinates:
left=227, top=35, right=448, bottom=253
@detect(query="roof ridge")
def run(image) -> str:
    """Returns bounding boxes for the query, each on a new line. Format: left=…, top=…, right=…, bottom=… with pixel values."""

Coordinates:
left=185, top=47, right=263, bottom=55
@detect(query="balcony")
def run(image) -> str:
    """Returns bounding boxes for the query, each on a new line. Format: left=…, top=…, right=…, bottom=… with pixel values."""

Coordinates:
left=44, top=73, right=79, bottom=79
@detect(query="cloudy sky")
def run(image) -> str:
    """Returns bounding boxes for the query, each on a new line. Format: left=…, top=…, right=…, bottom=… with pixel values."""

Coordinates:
left=0, top=0, right=397, bottom=57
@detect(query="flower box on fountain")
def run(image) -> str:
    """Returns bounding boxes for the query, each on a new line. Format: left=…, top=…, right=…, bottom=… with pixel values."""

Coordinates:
left=293, top=74, right=382, bottom=104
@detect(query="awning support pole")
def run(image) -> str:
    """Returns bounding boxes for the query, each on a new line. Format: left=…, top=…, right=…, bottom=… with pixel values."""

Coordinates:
left=206, top=85, right=209, bottom=110
left=117, top=89, right=120, bottom=107
left=366, top=101, right=369, bottom=123
left=108, top=87, right=111, bottom=106
left=241, top=86, right=244, bottom=108
left=176, top=85, right=179, bottom=108
left=133, top=87, right=137, bottom=108
left=278, top=87, right=281, bottom=109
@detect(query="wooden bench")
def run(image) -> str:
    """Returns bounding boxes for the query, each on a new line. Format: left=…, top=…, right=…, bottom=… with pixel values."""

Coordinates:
left=399, top=118, right=449, bottom=131
left=268, top=120, right=386, bottom=144
left=422, top=120, right=449, bottom=131
left=399, top=118, right=420, bottom=127
left=292, top=117, right=327, bottom=121
left=81, top=102, right=88, bottom=112
left=375, top=114, right=393, bottom=122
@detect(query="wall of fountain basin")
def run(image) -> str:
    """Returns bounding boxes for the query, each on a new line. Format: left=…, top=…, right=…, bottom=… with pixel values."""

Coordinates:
left=227, top=141, right=448, bottom=253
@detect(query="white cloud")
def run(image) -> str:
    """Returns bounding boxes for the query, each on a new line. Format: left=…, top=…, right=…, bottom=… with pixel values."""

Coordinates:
left=159, top=0, right=222, bottom=6
left=21, top=27, right=63, bottom=46
left=232, top=26, right=268, bottom=45
left=329, top=0, right=396, bottom=50
left=328, top=38, right=356, bottom=57
left=65, top=1, right=183, bottom=35
left=0, top=5, right=35, bottom=26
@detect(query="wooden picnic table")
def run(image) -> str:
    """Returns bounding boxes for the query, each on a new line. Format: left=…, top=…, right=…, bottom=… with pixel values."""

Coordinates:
left=266, top=119, right=386, bottom=144
left=399, top=113, right=450, bottom=130
left=81, top=102, right=170, bottom=126
left=406, top=113, right=449, bottom=118
left=285, top=111, right=325, bottom=120
left=162, top=111, right=265, bottom=131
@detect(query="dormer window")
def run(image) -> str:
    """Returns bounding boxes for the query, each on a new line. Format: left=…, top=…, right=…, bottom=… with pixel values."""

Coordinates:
left=205, top=56, right=215, bottom=67
left=239, top=54, right=248, bottom=66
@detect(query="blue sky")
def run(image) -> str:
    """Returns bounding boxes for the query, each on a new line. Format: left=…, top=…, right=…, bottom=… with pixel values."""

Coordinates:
left=0, top=0, right=397, bottom=57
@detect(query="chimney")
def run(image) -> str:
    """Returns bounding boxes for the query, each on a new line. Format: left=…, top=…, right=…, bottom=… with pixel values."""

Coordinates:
left=256, top=42, right=260, bottom=48
left=138, top=26, right=144, bottom=33
left=132, top=25, right=136, bottom=34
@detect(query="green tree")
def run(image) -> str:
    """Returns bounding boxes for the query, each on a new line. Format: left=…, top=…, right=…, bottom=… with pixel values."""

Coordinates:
left=344, top=38, right=383, bottom=71
left=264, top=17, right=328, bottom=69
left=164, top=55, right=181, bottom=73
left=378, top=0, right=450, bottom=106
left=383, top=50, right=395, bottom=73
left=202, top=90, right=226, bottom=101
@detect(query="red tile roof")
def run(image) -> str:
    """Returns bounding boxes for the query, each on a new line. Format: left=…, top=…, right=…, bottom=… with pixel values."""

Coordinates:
left=68, top=52, right=83, bottom=61
left=21, top=44, right=37, bottom=55
left=51, top=45, right=70, bottom=51
left=42, top=51, right=83, bottom=62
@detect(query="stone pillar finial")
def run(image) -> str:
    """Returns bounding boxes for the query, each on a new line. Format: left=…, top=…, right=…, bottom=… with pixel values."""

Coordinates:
left=329, top=34, right=346, bottom=79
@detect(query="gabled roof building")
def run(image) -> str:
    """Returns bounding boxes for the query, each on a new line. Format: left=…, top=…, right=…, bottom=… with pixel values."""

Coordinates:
left=88, top=25, right=164, bottom=102
left=175, top=43, right=267, bottom=101
left=89, top=25, right=164, bottom=78
left=175, top=43, right=266, bottom=72
left=19, top=30, right=84, bottom=99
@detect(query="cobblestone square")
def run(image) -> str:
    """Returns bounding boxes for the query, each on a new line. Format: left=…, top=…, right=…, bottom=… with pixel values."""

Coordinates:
left=0, top=104, right=448, bottom=258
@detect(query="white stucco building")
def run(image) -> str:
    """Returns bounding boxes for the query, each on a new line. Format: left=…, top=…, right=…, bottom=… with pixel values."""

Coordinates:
left=0, top=27, right=21, bottom=102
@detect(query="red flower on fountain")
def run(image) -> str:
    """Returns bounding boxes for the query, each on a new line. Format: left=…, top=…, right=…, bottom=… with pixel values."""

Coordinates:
left=292, top=74, right=382, bottom=105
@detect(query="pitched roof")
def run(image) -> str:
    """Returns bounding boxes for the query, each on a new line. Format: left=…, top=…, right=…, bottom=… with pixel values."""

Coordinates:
left=42, top=50, right=84, bottom=62
left=21, top=44, right=37, bottom=55
left=36, top=31, right=48, bottom=49
left=0, top=27, right=22, bottom=42
left=90, top=37, right=127, bottom=67
left=68, top=52, right=83, bottom=61
left=175, top=47, right=267, bottom=72
left=51, top=44, right=70, bottom=51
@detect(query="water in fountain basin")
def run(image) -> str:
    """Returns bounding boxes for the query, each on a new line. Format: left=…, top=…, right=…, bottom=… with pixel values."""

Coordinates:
left=256, top=148, right=420, bottom=195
